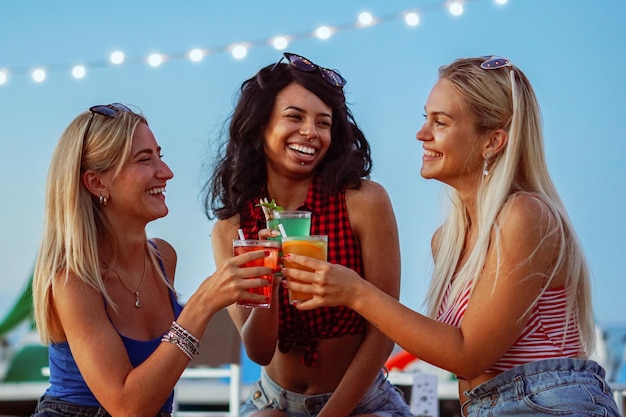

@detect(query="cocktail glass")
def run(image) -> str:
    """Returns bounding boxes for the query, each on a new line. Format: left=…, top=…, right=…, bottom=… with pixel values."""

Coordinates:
left=267, top=210, right=311, bottom=240
left=233, top=239, right=280, bottom=308
left=281, top=235, right=328, bottom=305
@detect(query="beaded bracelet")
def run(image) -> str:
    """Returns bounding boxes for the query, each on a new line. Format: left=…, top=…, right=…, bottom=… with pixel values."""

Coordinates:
left=161, top=321, right=200, bottom=360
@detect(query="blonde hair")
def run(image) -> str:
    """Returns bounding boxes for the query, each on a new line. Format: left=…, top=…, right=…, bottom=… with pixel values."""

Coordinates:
left=425, top=57, right=595, bottom=356
left=33, top=107, right=164, bottom=343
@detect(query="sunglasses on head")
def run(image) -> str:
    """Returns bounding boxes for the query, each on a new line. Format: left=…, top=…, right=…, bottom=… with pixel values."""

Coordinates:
left=89, top=102, right=133, bottom=117
left=275, top=52, right=346, bottom=87
left=83, top=102, right=133, bottom=142
left=480, top=56, right=518, bottom=127
left=480, top=56, right=513, bottom=70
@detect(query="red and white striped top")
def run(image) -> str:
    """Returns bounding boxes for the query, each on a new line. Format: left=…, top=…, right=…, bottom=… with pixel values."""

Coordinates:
left=437, top=281, right=581, bottom=372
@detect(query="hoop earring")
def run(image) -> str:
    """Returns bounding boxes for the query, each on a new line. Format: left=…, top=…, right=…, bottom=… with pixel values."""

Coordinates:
left=99, top=194, right=108, bottom=207
left=482, top=154, right=491, bottom=177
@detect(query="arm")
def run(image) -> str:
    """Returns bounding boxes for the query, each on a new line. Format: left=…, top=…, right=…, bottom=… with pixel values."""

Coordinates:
left=290, top=193, right=560, bottom=380
left=319, top=181, right=400, bottom=416
left=53, top=240, right=270, bottom=417
left=212, top=217, right=280, bottom=365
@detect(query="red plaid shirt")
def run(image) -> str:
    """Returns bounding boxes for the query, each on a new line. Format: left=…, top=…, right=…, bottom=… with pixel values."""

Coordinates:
left=239, top=178, right=367, bottom=366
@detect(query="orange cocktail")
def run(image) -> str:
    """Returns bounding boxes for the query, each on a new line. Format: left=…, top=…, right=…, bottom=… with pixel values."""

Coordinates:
left=233, top=239, right=280, bottom=308
left=281, top=235, right=328, bottom=305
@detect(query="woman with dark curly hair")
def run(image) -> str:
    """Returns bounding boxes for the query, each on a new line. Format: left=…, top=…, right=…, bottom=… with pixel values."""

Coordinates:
left=205, top=53, right=412, bottom=417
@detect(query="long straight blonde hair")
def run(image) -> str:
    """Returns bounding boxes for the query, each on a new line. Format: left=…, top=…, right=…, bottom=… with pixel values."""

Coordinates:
left=33, top=108, right=164, bottom=344
left=425, top=58, right=595, bottom=357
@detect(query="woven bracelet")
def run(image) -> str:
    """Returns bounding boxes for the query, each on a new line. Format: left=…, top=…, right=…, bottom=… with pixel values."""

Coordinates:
left=171, top=321, right=200, bottom=345
left=161, top=321, right=200, bottom=360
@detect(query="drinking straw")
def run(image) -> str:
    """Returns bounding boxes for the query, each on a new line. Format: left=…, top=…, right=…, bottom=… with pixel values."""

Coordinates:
left=278, top=224, right=288, bottom=238
left=237, top=229, right=246, bottom=240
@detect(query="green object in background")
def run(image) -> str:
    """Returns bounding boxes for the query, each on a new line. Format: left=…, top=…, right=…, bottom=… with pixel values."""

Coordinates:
left=2, top=343, right=49, bottom=382
left=0, top=271, right=35, bottom=336
left=0, top=268, right=50, bottom=383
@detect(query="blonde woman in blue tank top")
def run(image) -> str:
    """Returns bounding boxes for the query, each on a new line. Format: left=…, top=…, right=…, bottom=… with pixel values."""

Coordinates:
left=32, top=103, right=272, bottom=417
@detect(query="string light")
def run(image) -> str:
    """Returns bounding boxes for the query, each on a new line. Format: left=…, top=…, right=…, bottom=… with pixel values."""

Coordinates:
left=231, top=44, right=249, bottom=60
left=448, top=1, right=465, bottom=16
left=188, top=48, right=205, bottom=62
left=315, top=26, right=333, bottom=40
left=404, top=12, right=421, bottom=27
left=148, top=54, right=164, bottom=67
left=358, top=12, right=375, bottom=27
left=72, top=65, right=86, bottom=79
left=272, top=36, right=289, bottom=50
left=32, top=68, right=46, bottom=83
left=110, top=51, right=125, bottom=65
left=1, top=0, right=506, bottom=85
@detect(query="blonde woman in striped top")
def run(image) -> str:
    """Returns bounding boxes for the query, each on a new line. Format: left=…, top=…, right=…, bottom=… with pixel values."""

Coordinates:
left=285, top=56, right=620, bottom=416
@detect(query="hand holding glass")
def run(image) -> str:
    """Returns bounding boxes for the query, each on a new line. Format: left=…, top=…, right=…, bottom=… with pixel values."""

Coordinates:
left=233, top=239, right=280, bottom=308
left=281, top=235, right=328, bottom=305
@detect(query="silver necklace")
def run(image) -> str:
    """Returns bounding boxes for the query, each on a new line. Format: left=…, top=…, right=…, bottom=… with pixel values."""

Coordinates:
left=113, top=255, right=147, bottom=308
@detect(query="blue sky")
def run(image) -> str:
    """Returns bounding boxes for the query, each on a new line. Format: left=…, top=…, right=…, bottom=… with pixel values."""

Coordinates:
left=1, top=0, right=625, bottom=330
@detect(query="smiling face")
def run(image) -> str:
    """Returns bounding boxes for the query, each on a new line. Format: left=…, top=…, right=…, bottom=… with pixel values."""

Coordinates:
left=103, top=123, right=174, bottom=224
left=416, top=78, right=487, bottom=191
left=262, top=82, right=332, bottom=179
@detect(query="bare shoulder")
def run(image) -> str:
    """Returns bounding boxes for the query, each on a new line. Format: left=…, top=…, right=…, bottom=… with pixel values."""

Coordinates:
left=150, top=238, right=177, bottom=263
left=498, top=192, right=557, bottom=232
left=345, top=179, right=394, bottom=218
left=345, top=179, right=398, bottom=241
left=52, top=268, right=92, bottom=293
left=211, top=215, right=241, bottom=265
left=51, top=268, right=105, bottom=328
left=212, top=214, right=241, bottom=243
left=149, top=238, right=177, bottom=281
left=346, top=179, right=391, bottom=203
left=431, top=226, right=443, bottom=255
left=496, top=192, right=562, bottom=258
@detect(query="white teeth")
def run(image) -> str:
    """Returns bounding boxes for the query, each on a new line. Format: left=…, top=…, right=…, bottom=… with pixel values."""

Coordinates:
left=147, top=187, right=165, bottom=195
left=288, top=143, right=315, bottom=155
left=424, top=150, right=443, bottom=157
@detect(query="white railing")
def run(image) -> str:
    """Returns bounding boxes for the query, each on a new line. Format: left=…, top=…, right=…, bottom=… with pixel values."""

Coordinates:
left=612, top=383, right=625, bottom=416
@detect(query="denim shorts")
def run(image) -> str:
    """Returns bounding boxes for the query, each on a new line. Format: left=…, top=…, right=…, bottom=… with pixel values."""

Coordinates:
left=240, top=368, right=413, bottom=417
left=31, top=395, right=172, bottom=417
left=462, top=358, right=621, bottom=417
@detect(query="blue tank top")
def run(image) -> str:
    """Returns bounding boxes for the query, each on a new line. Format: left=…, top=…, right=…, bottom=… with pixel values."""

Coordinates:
left=45, top=259, right=183, bottom=412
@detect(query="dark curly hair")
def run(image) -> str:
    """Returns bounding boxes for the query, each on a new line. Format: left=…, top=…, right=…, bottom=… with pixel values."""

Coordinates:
left=204, top=58, right=372, bottom=220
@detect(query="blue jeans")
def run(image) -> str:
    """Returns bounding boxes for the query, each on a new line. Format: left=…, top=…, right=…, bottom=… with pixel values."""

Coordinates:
left=31, top=395, right=172, bottom=417
left=240, top=368, right=413, bottom=417
left=462, top=358, right=621, bottom=416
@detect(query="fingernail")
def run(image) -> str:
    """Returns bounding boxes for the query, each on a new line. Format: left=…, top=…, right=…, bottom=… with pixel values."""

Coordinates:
left=283, top=253, right=291, bottom=260
left=264, top=250, right=270, bottom=256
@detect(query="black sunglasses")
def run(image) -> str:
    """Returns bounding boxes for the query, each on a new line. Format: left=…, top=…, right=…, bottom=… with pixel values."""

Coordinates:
left=275, top=52, right=346, bottom=87
left=83, top=102, right=133, bottom=142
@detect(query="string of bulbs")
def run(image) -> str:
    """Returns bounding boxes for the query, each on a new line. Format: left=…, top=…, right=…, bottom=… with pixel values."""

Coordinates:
left=0, top=0, right=508, bottom=86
